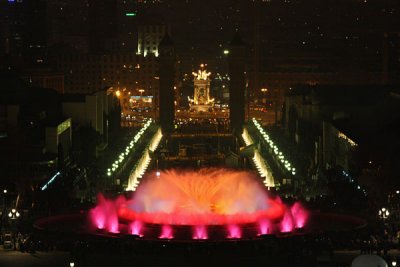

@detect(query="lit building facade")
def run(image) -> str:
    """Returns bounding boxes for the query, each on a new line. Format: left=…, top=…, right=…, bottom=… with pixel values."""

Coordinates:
left=137, top=24, right=171, bottom=57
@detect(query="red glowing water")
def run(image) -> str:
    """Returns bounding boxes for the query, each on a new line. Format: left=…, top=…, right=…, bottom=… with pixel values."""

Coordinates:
left=129, top=221, right=143, bottom=236
left=193, top=225, right=208, bottom=240
left=89, top=168, right=309, bottom=237
left=258, top=219, right=271, bottom=235
left=159, top=224, right=173, bottom=239
left=227, top=224, right=242, bottom=239
left=89, top=194, right=122, bottom=233
left=291, top=202, right=308, bottom=228
left=280, top=210, right=294, bottom=233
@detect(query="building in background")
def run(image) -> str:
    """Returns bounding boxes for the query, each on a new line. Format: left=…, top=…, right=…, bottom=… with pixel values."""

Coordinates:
left=22, top=68, right=64, bottom=94
left=284, top=84, right=400, bottom=196
left=54, top=53, right=158, bottom=96
left=0, top=0, right=47, bottom=69
left=46, top=0, right=89, bottom=52
left=137, top=24, right=171, bottom=57
left=0, top=70, right=68, bottom=206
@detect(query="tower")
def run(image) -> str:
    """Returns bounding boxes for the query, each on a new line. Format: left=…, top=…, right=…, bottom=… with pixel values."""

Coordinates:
left=228, top=32, right=246, bottom=135
left=158, top=33, right=175, bottom=134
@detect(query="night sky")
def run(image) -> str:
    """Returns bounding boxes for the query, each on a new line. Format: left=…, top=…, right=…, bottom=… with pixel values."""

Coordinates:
left=138, top=0, right=399, bottom=57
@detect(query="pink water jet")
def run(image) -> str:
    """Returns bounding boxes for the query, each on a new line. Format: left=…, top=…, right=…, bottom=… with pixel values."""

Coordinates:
left=291, top=202, right=308, bottom=228
left=258, top=219, right=271, bottom=235
left=129, top=221, right=143, bottom=236
left=193, top=225, right=208, bottom=240
left=280, top=210, right=294, bottom=233
left=89, top=194, right=121, bottom=233
left=159, top=225, right=173, bottom=239
left=227, top=224, right=241, bottom=239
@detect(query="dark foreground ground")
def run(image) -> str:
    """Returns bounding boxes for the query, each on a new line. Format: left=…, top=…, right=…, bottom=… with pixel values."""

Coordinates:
left=1, top=247, right=400, bottom=267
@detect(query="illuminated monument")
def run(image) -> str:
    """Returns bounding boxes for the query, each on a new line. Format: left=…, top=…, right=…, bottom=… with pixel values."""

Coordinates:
left=189, top=64, right=214, bottom=112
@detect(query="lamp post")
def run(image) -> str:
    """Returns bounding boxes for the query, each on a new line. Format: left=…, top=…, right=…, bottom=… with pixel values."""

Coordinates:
left=8, top=208, right=20, bottom=250
left=1, top=189, right=6, bottom=232
left=378, top=207, right=390, bottom=224
left=8, top=209, right=20, bottom=220
left=2, top=189, right=6, bottom=208
left=261, top=88, right=267, bottom=104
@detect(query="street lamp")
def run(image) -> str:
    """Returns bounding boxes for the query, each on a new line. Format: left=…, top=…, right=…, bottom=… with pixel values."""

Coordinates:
left=1, top=189, right=6, bottom=232
left=8, top=208, right=20, bottom=219
left=2, top=189, right=7, bottom=212
left=378, top=207, right=390, bottom=220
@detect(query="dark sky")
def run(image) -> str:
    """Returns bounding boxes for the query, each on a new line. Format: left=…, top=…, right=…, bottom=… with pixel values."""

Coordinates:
left=138, top=0, right=400, bottom=58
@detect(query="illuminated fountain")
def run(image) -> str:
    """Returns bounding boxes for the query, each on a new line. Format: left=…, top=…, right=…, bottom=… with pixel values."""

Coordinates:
left=89, top=168, right=309, bottom=240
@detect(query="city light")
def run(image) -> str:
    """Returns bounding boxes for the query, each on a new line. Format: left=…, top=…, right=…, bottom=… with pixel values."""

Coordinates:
left=338, top=132, right=357, bottom=147
left=252, top=118, right=296, bottom=176
left=41, top=172, right=61, bottom=191
left=106, top=119, right=153, bottom=177
left=8, top=208, right=20, bottom=219
left=126, top=13, right=137, bottom=17
left=378, top=207, right=390, bottom=219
